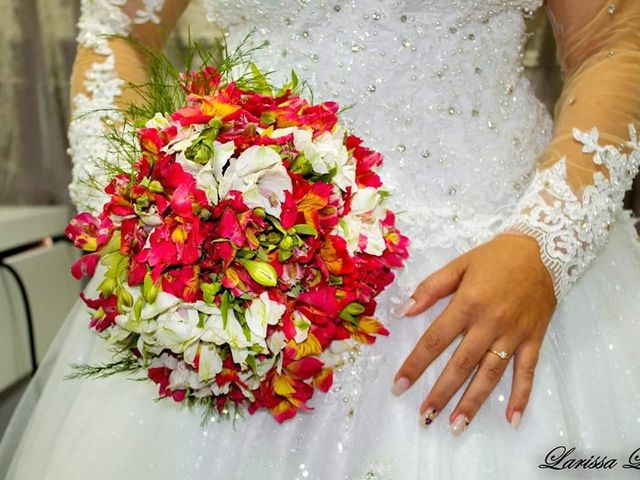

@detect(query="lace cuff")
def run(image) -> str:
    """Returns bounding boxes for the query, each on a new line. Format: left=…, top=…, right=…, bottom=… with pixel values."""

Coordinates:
left=497, top=125, right=640, bottom=301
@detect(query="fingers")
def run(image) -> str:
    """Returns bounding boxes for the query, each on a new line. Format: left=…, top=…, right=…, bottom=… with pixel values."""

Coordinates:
left=393, top=255, right=468, bottom=318
left=391, top=296, right=467, bottom=394
left=417, top=326, right=495, bottom=429
left=506, top=339, right=541, bottom=429
left=448, top=336, right=519, bottom=435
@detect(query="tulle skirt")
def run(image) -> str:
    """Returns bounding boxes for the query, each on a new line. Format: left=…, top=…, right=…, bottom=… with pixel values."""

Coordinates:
left=1, top=211, right=640, bottom=480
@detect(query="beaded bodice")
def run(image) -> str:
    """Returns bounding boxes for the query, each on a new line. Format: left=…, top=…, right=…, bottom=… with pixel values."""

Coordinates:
left=70, top=0, right=550, bottom=253
left=205, top=0, right=552, bottom=251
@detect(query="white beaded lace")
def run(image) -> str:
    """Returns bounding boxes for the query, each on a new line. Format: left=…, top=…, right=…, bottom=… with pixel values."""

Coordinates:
left=69, top=0, right=165, bottom=212
left=498, top=125, right=640, bottom=301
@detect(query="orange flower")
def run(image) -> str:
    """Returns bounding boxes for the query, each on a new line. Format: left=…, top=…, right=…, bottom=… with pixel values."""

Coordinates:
left=200, top=96, right=241, bottom=120
left=319, top=235, right=354, bottom=276
left=345, top=316, right=389, bottom=344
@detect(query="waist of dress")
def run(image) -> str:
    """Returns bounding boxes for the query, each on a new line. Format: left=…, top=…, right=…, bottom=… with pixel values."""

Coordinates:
left=393, top=198, right=519, bottom=253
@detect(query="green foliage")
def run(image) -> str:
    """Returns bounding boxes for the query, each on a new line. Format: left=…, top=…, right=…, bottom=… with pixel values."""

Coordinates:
left=64, top=355, right=144, bottom=380
left=75, top=30, right=315, bottom=199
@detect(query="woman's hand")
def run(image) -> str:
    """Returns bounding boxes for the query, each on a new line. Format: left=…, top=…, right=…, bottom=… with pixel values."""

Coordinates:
left=390, top=234, right=557, bottom=434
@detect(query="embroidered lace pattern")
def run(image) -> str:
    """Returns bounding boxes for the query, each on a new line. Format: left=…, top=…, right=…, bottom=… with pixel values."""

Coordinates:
left=499, top=125, right=640, bottom=300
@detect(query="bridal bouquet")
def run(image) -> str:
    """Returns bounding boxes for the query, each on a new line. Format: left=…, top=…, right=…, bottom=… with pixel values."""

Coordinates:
left=65, top=41, right=408, bottom=423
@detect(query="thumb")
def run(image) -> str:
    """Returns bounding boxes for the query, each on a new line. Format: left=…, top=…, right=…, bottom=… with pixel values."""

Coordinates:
left=393, top=255, right=469, bottom=317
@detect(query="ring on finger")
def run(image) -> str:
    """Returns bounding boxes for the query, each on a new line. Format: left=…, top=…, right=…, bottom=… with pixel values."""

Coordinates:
left=487, top=349, right=510, bottom=360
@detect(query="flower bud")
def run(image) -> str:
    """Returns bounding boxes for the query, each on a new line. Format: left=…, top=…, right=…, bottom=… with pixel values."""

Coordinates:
left=260, top=111, right=277, bottom=125
left=266, top=232, right=283, bottom=245
left=142, top=273, right=159, bottom=304
left=148, top=180, right=164, bottom=193
left=279, top=235, right=294, bottom=251
left=98, top=276, right=115, bottom=297
left=194, top=145, right=212, bottom=165
left=344, top=302, right=366, bottom=316
left=118, top=286, right=134, bottom=309
left=238, top=259, right=278, bottom=287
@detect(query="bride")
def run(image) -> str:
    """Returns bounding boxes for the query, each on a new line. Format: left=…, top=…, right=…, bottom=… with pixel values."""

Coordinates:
left=1, top=0, right=640, bottom=478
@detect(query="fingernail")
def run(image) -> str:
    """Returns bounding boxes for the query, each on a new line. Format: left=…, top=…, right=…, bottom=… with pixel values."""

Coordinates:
left=511, top=411, right=522, bottom=430
left=451, top=413, right=470, bottom=436
left=419, top=407, right=438, bottom=428
left=390, top=377, right=411, bottom=396
left=392, top=298, right=416, bottom=317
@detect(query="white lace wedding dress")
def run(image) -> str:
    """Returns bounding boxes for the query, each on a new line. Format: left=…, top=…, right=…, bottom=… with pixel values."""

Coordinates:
left=2, top=1, right=640, bottom=479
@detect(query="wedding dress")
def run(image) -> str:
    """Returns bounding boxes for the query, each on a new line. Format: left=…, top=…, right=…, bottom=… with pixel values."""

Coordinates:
left=2, top=1, right=640, bottom=479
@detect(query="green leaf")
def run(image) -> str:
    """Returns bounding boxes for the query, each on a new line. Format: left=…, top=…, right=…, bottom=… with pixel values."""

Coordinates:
left=236, top=248, right=257, bottom=259
left=221, top=290, right=230, bottom=329
left=148, top=180, right=164, bottom=193
left=278, top=249, right=293, bottom=262
left=250, top=62, right=272, bottom=95
left=289, top=153, right=313, bottom=175
left=292, top=224, right=318, bottom=237
left=201, top=282, right=221, bottom=304
left=266, top=215, right=288, bottom=235
left=339, top=303, right=364, bottom=325
left=246, top=355, right=258, bottom=375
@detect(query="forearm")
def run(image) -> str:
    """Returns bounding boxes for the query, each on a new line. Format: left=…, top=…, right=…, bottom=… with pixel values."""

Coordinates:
left=69, top=0, right=190, bottom=212
left=497, top=0, right=640, bottom=301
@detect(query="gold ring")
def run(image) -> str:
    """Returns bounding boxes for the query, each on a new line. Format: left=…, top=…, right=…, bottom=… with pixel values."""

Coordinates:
left=488, top=349, right=510, bottom=360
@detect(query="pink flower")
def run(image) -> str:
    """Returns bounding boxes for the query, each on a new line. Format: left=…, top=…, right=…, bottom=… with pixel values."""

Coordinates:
left=65, top=213, right=113, bottom=252
left=70, top=253, right=100, bottom=280
left=81, top=293, right=118, bottom=331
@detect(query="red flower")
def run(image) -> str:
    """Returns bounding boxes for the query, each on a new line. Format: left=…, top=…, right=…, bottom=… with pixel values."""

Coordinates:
left=179, top=66, right=221, bottom=96
left=65, top=212, right=113, bottom=252
left=81, top=293, right=118, bottom=331
left=70, top=253, right=100, bottom=280
left=170, top=106, right=213, bottom=126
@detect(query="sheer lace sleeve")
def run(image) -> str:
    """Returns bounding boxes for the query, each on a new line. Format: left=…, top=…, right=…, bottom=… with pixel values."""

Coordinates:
left=497, top=0, right=640, bottom=301
left=69, top=0, right=189, bottom=212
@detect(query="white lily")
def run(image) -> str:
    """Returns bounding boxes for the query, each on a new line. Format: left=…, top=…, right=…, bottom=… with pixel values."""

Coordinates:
left=266, top=330, right=287, bottom=354
left=202, top=309, right=254, bottom=364
left=293, top=127, right=356, bottom=191
left=219, top=145, right=292, bottom=216
left=292, top=311, right=311, bottom=343
left=269, top=126, right=300, bottom=138
left=244, top=291, right=286, bottom=340
left=174, top=141, right=236, bottom=205
left=162, top=124, right=205, bottom=154
left=335, top=187, right=386, bottom=256
left=184, top=342, right=223, bottom=382
left=140, top=291, right=182, bottom=320
left=155, top=307, right=203, bottom=354
left=168, top=360, right=207, bottom=391
left=144, top=112, right=171, bottom=129
left=350, top=187, right=382, bottom=215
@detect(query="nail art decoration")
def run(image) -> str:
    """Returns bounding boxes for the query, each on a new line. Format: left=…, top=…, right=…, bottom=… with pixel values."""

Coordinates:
left=451, top=413, right=470, bottom=435
left=421, top=407, right=438, bottom=427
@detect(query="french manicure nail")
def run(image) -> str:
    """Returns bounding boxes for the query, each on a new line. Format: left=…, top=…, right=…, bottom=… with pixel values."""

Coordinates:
left=419, top=407, right=438, bottom=428
left=511, top=411, right=522, bottom=430
left=451, top=413, right=470, bottom=436
left=392, top=298, right=416, bottom=317
left=390, top=377, right=411, bottom=396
